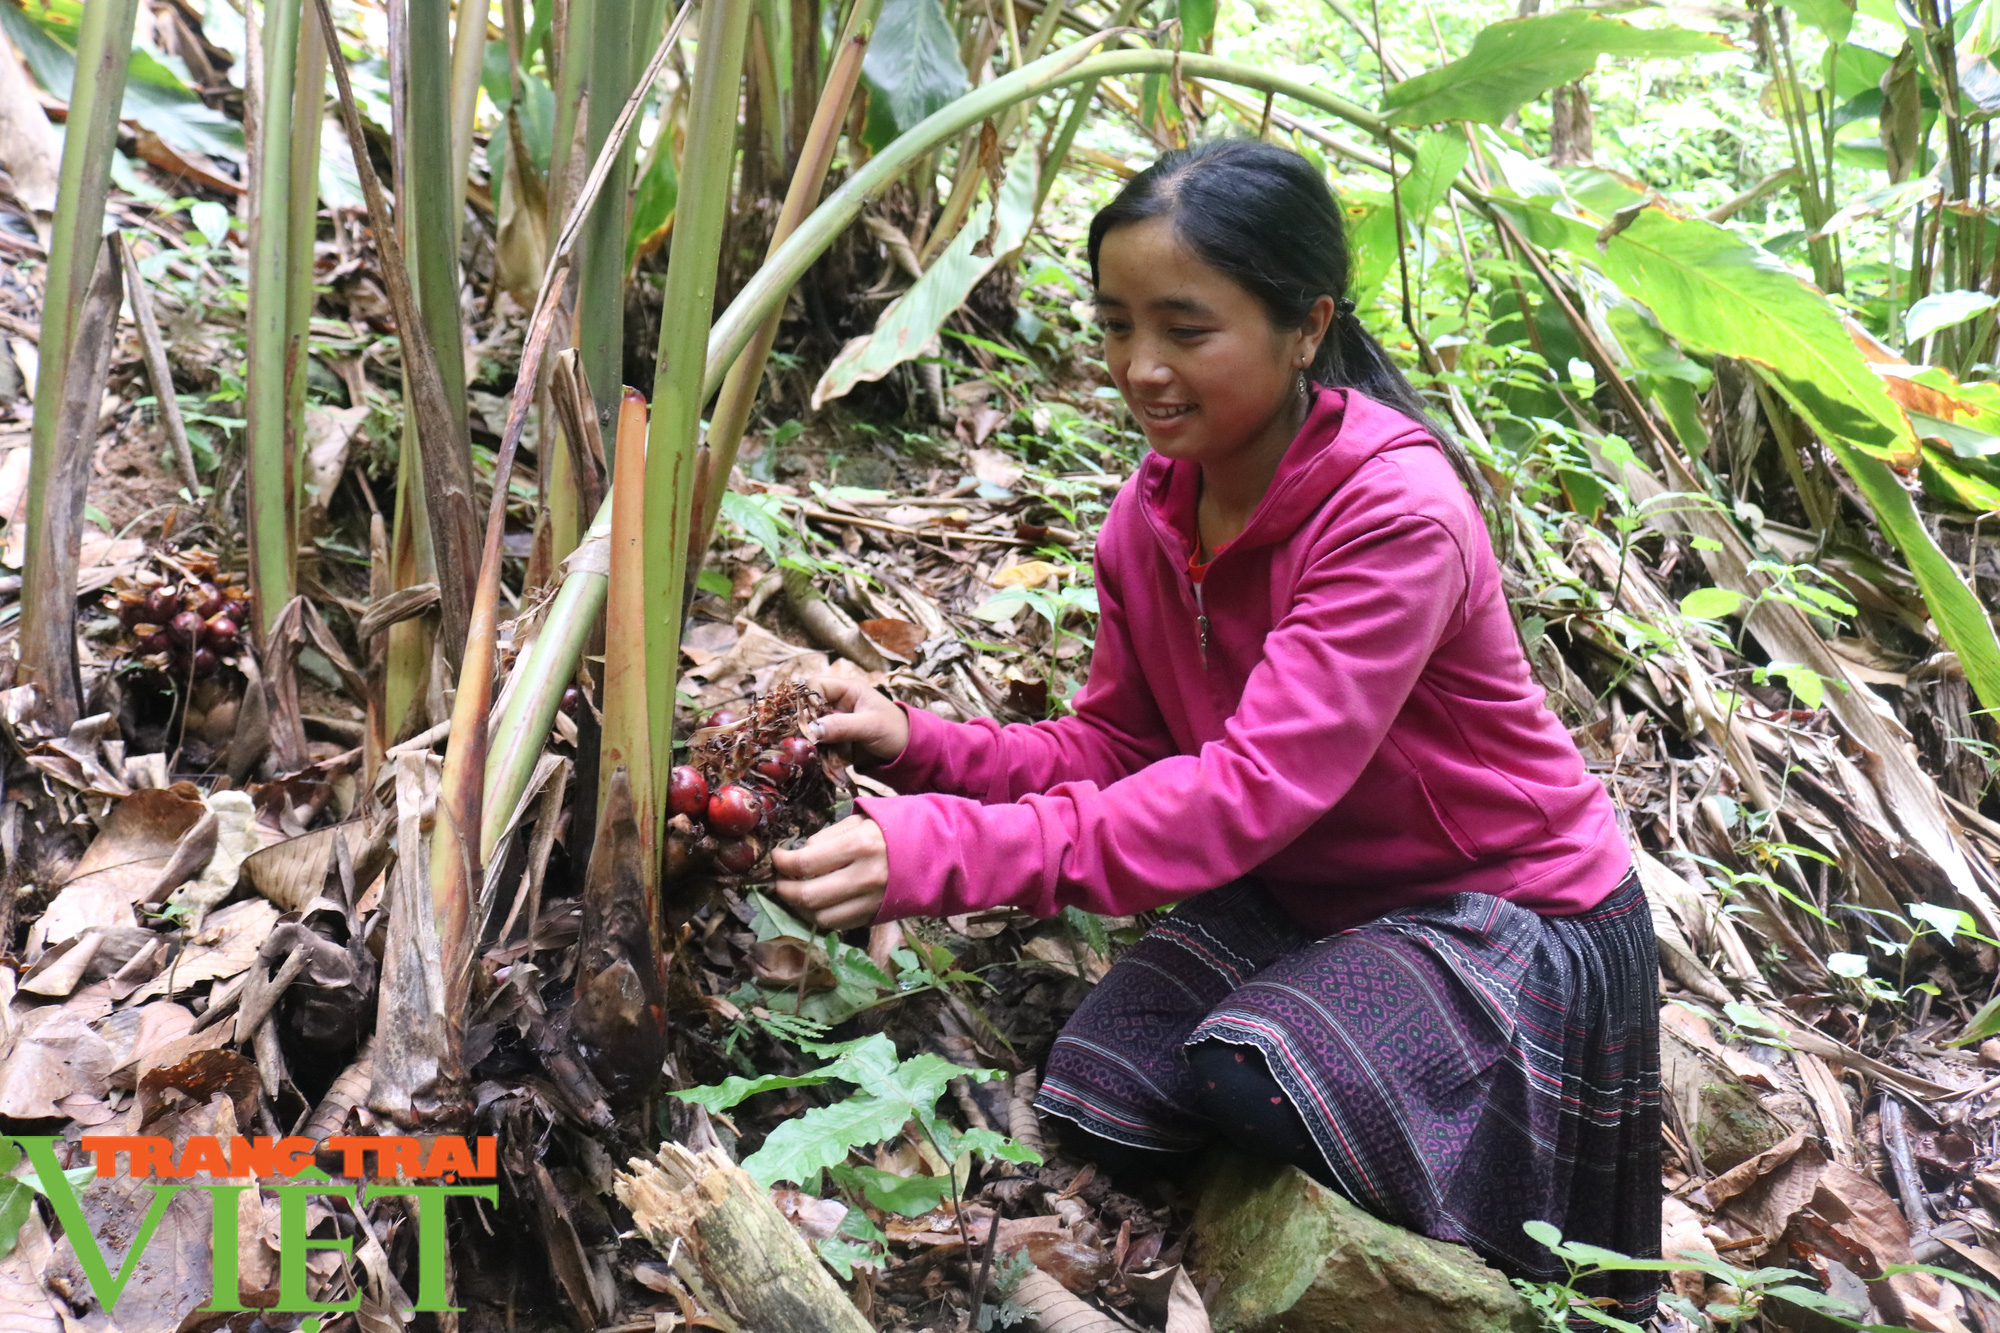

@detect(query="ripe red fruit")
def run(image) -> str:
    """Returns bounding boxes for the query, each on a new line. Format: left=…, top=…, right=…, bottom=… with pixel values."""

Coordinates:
left=778, top=736, right=818, bottom=771
left=191, top=647, right=219, bottom=676
left=117, top=597, right=148, bottom=629
left=168, top=610, right=204, bottom=648
left=137, top=632, right=168, bottom=655
left=193, top=584, right=226, bottom=618
left=755, top=790, right=780, bottom=818
left=201, top=615, right=238, bottom=651
left=669, top=766, right=709, bottom=818
left=707, top=785, right=762, bottom=836
left=714, top=838, right=760, bottom=873
left=145, top=588, right=180, bottom=623
left=753, top=752, right=799, bottom=784
left=559, top=686, right=581, bottom=715
left=700, top=708, right=742, bottom=730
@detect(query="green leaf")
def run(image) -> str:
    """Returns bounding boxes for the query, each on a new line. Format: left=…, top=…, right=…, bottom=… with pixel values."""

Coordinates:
left=828, top=1163, right=953, bottom=1216
left=812, top=139, right=1038, bottom=407
left=815, top=1234, right=885, bottom=1280
left=0, top=0, right=242, bottom=159
left=859, top=0, right=968, bottom=150
left=627, top=141, right=678, bottom=265
left=189, top=201, right=231, bottom=249
left=1336, top=192, right=1400, bottom=308
left=1904, top=289, right=2000, bottom=342
left=1595, top=208, right=1915, bottom=466
left=1826, top=951, right=1870, bottom=978
left=671, top=1071, right=836, bottom=1113
left=1826, top=439, right=2000, bottom=712
left=1790, top=0, right=1855, bottom=41
left=1400, top=130, right=1472, bottom=225
left=954, top=1127, right=1043, bottom=1167
left=1951, top=991, right=2000, bottom=1044
left=1380, top=12, right=1728, bottom=125
left=696, top=568, right=733, bottom=598
left=1176, top=0, right=1216, bottom=47
left=743, top=1092, right=916, bottom=1188
left=1910, top=902, right=1971, bottom=944
left=0, top=1176, right=28, bottom=1259
left=1589, top=208, right=2000, bottom=713
left=1679, top=587, right=1746, bottom=620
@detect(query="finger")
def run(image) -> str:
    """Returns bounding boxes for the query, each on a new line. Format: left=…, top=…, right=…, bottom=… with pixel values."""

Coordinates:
left=808, top=711, right=874, bottom=745
left=769, top=815, right=870, bottom=879
left=809, top=675, right=864, bottom=710
left=814, top=893, right=883, bottom=931
left=772, top=865, right=868, bottom=917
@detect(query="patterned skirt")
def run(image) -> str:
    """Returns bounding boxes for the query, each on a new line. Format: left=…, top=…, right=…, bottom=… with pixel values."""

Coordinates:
left=1033, top=872, right=1661, bottom=1321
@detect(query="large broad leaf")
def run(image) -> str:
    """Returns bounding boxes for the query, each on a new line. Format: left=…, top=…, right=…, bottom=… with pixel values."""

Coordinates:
left=0, top=0, right=242, bottom=160
left=812, top=139, right=1038, bottom=407
left=860, top=0, right=967, bottom=152
left=1381, top=12, right=1728, bottom=125
left=1594, top=206, right=2000, bottom=711
left=1904, top=289, right=2000, bottom=343
left=1596, top=208, right=1915, bottom=463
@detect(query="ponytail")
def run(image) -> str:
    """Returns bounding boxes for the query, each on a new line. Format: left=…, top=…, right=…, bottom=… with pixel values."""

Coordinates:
left=1087, top=139, right=1485, bottom=506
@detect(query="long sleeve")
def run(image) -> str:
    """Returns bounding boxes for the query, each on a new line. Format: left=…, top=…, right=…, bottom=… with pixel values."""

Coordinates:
left=863, top=515, right=1179, bottom=803
left=859, top=511, right=1471, bottom=922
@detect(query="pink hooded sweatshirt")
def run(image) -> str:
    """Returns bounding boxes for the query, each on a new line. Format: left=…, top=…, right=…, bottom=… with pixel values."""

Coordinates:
left=855, top=387, right=1631, bottom=934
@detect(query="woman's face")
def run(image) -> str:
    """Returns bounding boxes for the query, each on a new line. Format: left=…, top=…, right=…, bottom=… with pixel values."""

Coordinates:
left=1094, top=215, right=1328, bottom=468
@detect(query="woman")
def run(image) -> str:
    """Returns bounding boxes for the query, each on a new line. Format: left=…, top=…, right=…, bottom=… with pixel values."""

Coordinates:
left=770, top=139, right=1660, bottom=1321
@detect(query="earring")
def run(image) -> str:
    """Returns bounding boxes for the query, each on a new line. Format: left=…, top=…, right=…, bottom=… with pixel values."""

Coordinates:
left=1297, top=370, right=1307, bottom=397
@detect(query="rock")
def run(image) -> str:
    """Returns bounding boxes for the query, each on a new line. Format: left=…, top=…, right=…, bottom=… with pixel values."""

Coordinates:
left=1188, top=1153, right=1537, bottom=1333
left=1660, top=1025, right=1792, bottom=1172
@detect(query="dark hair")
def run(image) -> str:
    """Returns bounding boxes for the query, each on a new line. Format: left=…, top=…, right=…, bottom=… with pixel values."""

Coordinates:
left=1087, top=139, right=1483, bottom=501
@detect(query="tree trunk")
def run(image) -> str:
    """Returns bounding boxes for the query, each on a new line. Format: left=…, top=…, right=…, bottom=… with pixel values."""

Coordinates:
left=616, top=1143, right=874, bottom=1333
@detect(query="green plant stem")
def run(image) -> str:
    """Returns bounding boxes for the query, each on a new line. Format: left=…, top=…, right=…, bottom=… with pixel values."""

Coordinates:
left=448, top=0, right=490, bottom=258
left=688, top=0, right=885, bottom=588
left=244, top=0, right=305, bottom=640
left=316, top=0, right=481, bottom=668
left=640, top=0, right=753, bottom=841
left=285, top=13, right=328, bottom=553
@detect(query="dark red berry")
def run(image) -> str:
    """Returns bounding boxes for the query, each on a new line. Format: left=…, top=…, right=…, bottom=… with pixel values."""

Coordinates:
left=201, top=615, right=238, bottom=651
left=714, top=838, right=760, bottom=873
left=700, top=708, right=742, bottom=730
left=168, top=610, right=203, bottom=648
left=191, top=647, right=218, bottom=676
left=778, top=735, right=818, bottom=771
left=707, top=784, right=762, bottom=837
left=117, top=597, right=148, bottom=629
left=756, top=790, right=780, bottom=818
left=193, top=584, right=226, bottom=618
left=560, top=686, right=581, bottom=715
left=669, top=766, right=709, bottom=818
left=145, top=588, right=179, bottom=622
left=753, top=752, right=799, bottom=784
left=137, top=631, right=168, bottom=655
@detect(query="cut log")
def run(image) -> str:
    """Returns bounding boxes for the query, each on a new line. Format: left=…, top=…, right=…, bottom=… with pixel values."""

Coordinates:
left=616, top=1142, right=873, bottom=1333
left=1189, top=1152, right=1536, bottom=1333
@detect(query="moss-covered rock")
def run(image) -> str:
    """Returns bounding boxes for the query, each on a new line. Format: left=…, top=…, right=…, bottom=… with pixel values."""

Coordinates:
left=1188, top=1153, right=1539, bottom=1333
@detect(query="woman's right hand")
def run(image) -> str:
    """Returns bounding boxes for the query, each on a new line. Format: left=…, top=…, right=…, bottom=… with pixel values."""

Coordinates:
left=806, top=675, right=909, bottom=764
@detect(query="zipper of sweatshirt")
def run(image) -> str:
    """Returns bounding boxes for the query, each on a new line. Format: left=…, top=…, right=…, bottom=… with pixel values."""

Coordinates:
left=1192, top=576, right=1210, bottom=669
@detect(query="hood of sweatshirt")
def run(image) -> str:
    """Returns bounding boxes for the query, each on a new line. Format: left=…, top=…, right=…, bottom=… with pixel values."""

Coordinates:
left=1134, top=386, right=1439, bottom=566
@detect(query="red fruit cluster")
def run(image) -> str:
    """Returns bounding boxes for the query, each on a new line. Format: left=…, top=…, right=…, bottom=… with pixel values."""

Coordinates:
left=669, top=707, right=822, bottom=876
left=108, top=572, right=248, bottom=681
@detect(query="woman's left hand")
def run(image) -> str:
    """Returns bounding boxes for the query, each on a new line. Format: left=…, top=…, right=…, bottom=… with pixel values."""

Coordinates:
left=771, top=814, right=888, bottom=930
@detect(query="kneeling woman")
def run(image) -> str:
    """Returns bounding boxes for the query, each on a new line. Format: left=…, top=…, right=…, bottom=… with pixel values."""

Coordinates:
left=772, top=139, right=1660, bottom=1322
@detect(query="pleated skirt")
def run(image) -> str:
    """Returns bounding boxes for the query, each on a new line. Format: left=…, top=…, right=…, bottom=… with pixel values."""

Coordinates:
left=1033, top=871, right=1662, bottom=1322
